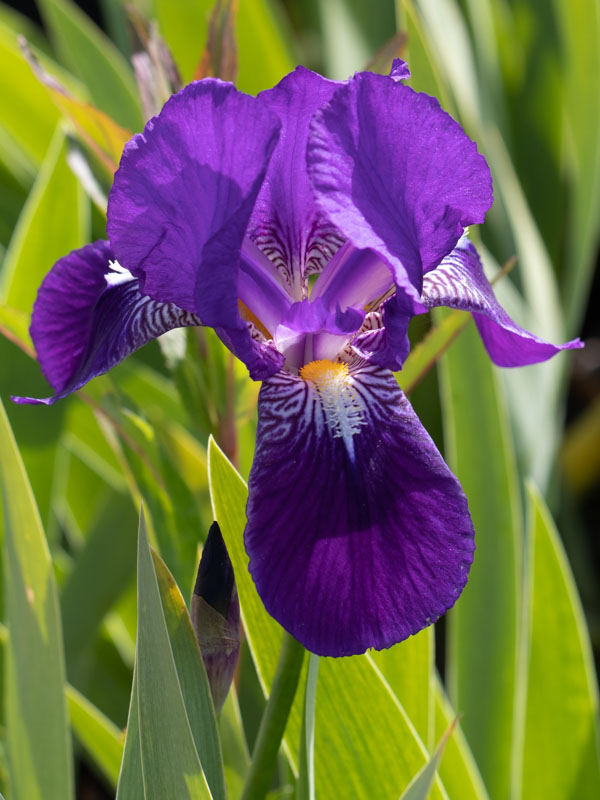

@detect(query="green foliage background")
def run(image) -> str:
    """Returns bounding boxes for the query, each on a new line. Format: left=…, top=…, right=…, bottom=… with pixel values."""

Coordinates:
left=0, top=0, right=599, bottom=797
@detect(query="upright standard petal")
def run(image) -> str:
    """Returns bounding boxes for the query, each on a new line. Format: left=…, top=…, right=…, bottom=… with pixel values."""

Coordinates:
left=12, top=241, right=200, bottom=405
left=307, top=72, right=493, bottom=301
left=245, top=360, right=475, bottom=656
left=422, top=238, right=582, bottom=366
left=107, top=79, right=282, bottom=376
left=251, top=67, right=345, bottom=296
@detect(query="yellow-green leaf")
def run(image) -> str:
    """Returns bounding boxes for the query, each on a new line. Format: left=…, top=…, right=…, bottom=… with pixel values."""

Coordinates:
left=0, top=395, right=74, bottom=800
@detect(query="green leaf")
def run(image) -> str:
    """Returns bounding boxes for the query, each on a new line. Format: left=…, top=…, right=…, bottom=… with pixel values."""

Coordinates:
left=433, top=678, right=489, bottom=800
left=0, top=395, right=74, bottom=799
left=315, top=656, right=448, bottom=799
left=554, top=0, right=600, bottom=332
left=397, top=310, right=469, bottom=400
left=66, top=683, right=123, bottom=789
left=115, top=663, right=143, bottom=800
left=208, top=435, right=301, bottom=768
left=152, top=549, right=226, bottom=800
left=371, top=629, right=433, bottom=747
left=61, top=492, right=138, bottom=661
left=134, top=508, right=213, bottom=798
left=437, top=314, right=521, bottom=800
left=1, top=126, right=89, bottom=313
left=396, top=0, right=455, bottom=112
left=208, top=436, right=284, bottom=691
left=208, top=438, right=449, bottom=799
left=219, top=689, right=250, bottom=800
left=0, top=20, right=72, bottom=182
left=400, top=718, right=457, bottom=800
left=519, top=483, right=600, bottom=798
left=412, top=0, right=481, bottom=128
left=36, top=0, right=143, bottom=131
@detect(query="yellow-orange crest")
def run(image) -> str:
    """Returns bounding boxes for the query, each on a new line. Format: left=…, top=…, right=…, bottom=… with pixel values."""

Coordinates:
left=299, top=360, right=364, bottom=459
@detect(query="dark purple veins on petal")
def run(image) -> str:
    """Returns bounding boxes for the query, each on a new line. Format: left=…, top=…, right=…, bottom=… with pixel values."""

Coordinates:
left=251, top=67, right=346, bottom=295
left=244, top=361, right=475, bottom=657
left=422, top=237, right=583, bottom=366
left=12, top=241, right=201, bottom=405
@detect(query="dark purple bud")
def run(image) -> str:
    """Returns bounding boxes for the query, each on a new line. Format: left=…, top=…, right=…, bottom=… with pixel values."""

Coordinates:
left=191, top=522, right=240, bottom=714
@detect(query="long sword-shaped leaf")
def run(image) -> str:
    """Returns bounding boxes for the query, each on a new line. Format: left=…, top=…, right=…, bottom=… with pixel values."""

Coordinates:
left=519, top=484, right=600, bottom=798
left=0, top=395, right=74, bottom=800
left=371, top=629, right=433, bottom=748
left=152, top=550, right=226, bottom=799
left=115, top=662, right=143, bottom=800
left=135, top=509, right=212, bottom=798
left=433, top=677, right=489, bottom=800
left=437, top=314, right=522, bottom=800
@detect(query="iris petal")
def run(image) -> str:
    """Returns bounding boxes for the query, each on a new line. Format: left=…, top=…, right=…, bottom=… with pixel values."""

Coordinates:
left=252, top=67, right=345, bottom=295
left=307, top=72, right=493, bottom=301
left=245, top=361, right=475, bottom=656
left=12, top=241, right=200, bottom=405
left=107, top=79, right=281, bottom=327
left=422, top=237, right=583, bottom=366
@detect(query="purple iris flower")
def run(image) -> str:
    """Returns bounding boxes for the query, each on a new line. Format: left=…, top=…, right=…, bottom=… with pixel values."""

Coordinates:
left=13, top=61, right=580, bottom=657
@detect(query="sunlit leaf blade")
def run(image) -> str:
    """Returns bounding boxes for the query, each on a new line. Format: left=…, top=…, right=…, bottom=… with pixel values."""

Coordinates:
left=207, top=436, right=291, bottom=732
left=115, top=663, right=143, bottom=800
left=395, top=0, right=455, bottom=111
left=0, top=304, right=32, bottom=352
left=1, top=126, right=89, bottom=313
left=135, top=509, right=212, bottom=798
left=437, top=314, right=521, bottom=800
left=152, top=549, right=226, bottom=800
left=371, top=629, right=433, bottom=747
left=520, top=483, right=600, bottom=798
left=316, top=656, right=447, bottom=799
left=152, top=0, right=212, bottom=82
left=412, top=0, right=481, bottom=127
left=397, top=311, right=470, bottom=396
left=37, top=0, right=143, bottom=131
left=20, top=37, right=131, bottom=173
left=400, top=718, right=457, bottom=800
left=433, top=678, right=489, bottom=800
left=0, top=21, right=60, bottom=181
left=208, top=438, right=449, bottom=799
left=0, top=396, right=74, bottom=800
left=66, top=683, right=123, bottom=789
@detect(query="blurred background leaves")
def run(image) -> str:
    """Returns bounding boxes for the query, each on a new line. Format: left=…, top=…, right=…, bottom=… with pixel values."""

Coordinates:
left=0, top=0, right=599, bottom=797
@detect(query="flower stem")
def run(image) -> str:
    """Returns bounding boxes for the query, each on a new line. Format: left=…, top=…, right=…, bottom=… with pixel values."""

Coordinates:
left=241, top=632, right=306, bottom=800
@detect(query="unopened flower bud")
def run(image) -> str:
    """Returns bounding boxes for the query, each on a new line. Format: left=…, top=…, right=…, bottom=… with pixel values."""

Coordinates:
left=191, top=521, right=240, bottom=714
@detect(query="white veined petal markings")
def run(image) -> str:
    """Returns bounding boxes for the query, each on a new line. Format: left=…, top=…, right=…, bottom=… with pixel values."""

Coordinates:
left=299, top=360, right=366, bottom=461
